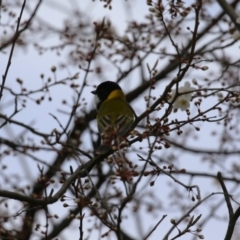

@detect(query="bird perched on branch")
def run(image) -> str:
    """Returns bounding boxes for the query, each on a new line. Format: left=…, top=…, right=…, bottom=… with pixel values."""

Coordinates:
left=91, top=81, right=136, bottom=154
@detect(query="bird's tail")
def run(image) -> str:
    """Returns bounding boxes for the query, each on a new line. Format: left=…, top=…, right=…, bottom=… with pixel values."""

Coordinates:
left=96, top=144, right=111, bottom=154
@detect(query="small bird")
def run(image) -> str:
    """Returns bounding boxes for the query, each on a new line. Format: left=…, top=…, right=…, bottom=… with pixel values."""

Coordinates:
left=91, top=81, right=136, bottom=154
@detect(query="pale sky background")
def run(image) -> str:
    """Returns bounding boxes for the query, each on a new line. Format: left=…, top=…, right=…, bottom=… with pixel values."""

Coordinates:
left=1, top=0, right=240, bottom=239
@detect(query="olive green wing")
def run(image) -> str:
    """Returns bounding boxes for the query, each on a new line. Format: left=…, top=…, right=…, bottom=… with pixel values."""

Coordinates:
left=97, top=98, right=135, bottom=137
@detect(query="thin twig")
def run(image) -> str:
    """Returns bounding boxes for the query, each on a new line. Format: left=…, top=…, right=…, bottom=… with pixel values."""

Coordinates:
left=0, top=113, right=49, bottom=138
left=144, top=215, right=167, bottom=240
left=0, top=1, right=26, bottom=100
left=217, top=172, right=233, bottom=216
left=162, top=192, right=224, bottom=240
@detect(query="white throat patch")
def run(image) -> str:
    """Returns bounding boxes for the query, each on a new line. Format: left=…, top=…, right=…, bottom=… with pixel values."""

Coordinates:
left=94, top=94, right=101, bottom=110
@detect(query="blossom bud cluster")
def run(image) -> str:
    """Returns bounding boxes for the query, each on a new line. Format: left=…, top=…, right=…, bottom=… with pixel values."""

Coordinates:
left=148, top=4, right=165, bottom=19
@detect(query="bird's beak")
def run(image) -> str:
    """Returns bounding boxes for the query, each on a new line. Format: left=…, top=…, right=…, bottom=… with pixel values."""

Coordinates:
left=91, top=90, right=97, bottom=94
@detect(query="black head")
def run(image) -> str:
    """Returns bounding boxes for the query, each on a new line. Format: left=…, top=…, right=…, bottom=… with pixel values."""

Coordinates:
left=91, top=81, right=122, bottom=101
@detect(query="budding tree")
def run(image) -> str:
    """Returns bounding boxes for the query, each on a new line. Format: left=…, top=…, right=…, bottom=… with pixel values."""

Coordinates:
left=1, top=0, right=240, bottom=240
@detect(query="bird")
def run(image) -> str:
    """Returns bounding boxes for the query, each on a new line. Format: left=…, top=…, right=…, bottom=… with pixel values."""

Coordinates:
left=91, top=81, right=136, bottom=154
